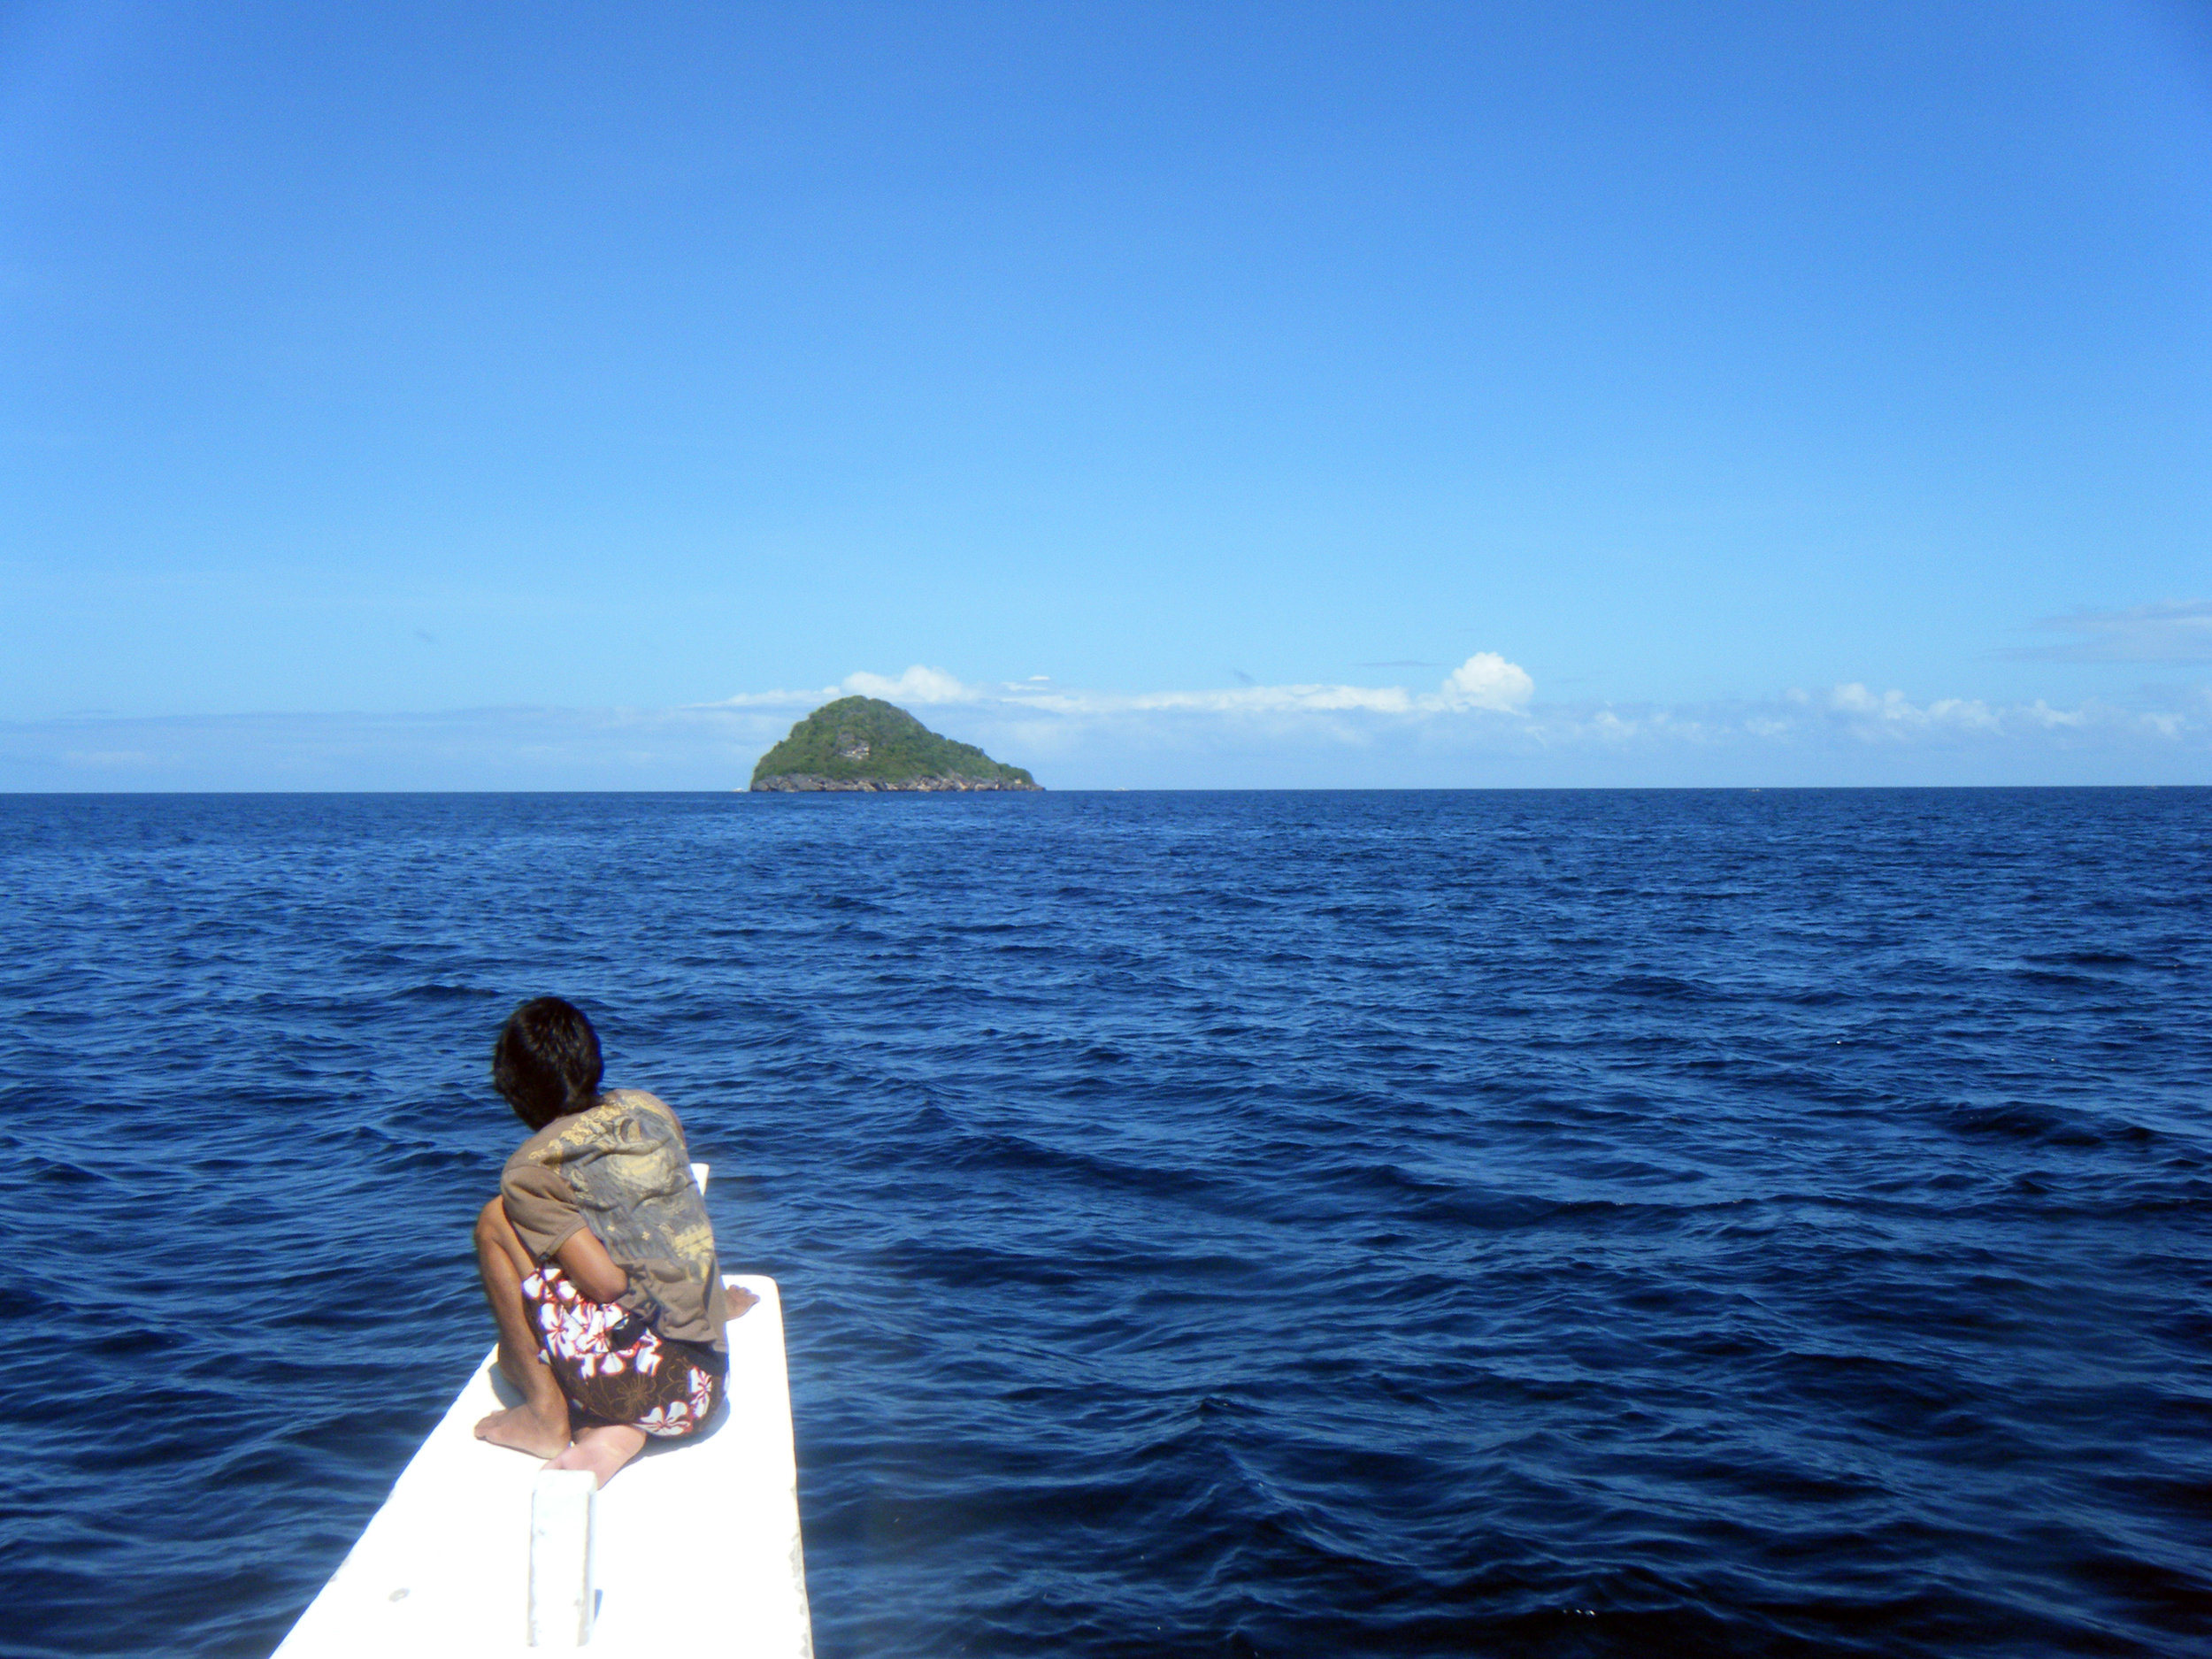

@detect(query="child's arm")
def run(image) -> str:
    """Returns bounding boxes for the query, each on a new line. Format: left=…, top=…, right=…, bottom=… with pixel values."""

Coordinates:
left=553, top=1224, right=629, bottom=1303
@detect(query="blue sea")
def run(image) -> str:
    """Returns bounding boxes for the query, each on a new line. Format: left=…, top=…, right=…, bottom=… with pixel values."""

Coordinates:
left=3, top=789, right=2208, bottom=1658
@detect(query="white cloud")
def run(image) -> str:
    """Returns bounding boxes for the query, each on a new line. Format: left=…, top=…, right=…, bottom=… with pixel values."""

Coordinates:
left=1440, top=652, right=1535, bottom=712
left=711, top=682, right=844, bottom=709
left=1107, top=683, right=1418, bottom=716
left=711, top=654, right=1537, bottom=723
left=841, top=664, right=979, bottom=704
left=1829, top=682, right=1882, bottom=714
left=703, top=664, right=988, bottom=710
left=1827, top=684, right=2000, bottom=732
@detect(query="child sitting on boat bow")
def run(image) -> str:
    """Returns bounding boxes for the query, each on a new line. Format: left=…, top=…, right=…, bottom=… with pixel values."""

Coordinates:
left=472, top=996, right=754, bottom=1486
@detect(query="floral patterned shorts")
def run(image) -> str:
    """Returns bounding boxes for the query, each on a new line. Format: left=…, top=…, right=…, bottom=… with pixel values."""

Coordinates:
left=521, top=1263, right=725, bottom=1439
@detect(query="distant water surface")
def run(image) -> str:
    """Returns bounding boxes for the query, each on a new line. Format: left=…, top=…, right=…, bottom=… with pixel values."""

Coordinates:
left=1, top=789, right=2207, bottom=1658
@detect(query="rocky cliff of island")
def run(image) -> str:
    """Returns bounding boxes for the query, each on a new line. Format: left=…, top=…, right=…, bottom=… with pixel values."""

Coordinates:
left=749, top=695, right=1042, bottom=792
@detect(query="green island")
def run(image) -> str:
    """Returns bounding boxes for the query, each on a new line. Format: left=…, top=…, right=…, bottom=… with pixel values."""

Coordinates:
left=749, top=695, right=1042, bottom=792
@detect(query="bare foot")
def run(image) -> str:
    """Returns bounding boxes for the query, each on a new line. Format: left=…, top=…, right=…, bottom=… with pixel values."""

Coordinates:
left=725, top=1285, right=759, bottom=1321
left=475, top=1401, right=570, bottom=1459
left=546, top=1424, right=649, bottom=1489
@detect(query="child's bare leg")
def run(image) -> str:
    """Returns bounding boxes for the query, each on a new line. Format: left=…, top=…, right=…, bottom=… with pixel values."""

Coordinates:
left=472, top=1196, right=571, bottom=1457
left=547, top=1424, right=649, bottom=1489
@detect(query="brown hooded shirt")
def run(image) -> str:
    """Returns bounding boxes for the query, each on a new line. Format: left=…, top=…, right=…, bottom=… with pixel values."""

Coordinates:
left=500, top=1088, right=728, bottom=1356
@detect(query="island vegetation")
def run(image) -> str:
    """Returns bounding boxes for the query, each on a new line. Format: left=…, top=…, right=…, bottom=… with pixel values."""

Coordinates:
left=749, top=696, right=1042, bottom=792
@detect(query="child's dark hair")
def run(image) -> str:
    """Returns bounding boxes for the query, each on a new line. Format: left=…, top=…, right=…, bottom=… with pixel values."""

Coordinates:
left=492, top=996, right=604, bottom=1130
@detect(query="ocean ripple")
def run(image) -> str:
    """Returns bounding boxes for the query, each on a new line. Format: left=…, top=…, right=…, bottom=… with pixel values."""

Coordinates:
left=1, top=788, right=2207, bottom=1657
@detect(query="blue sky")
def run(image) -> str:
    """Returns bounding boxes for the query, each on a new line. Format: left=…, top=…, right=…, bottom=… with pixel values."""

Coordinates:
left=2, top=1, right=2208, bottom=787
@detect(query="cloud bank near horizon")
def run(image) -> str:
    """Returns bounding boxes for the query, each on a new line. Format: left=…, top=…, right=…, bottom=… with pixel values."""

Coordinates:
left=4, top=652, right=2202, bottom=791
left=710, top=656, right=2202, bottom=756
left=721, top=654, right=1539, bottom=719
